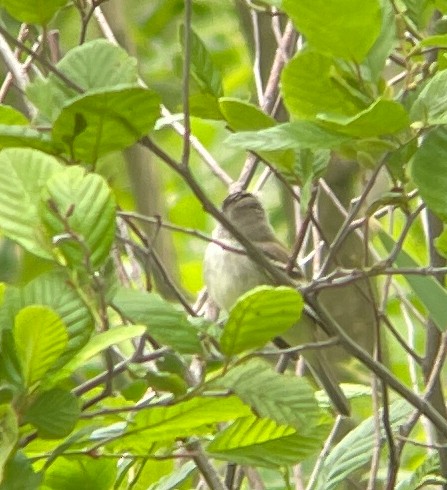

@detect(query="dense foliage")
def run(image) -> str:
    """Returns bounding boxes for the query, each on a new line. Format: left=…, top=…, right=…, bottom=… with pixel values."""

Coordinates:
left=1, top=1, right=447, bottom=489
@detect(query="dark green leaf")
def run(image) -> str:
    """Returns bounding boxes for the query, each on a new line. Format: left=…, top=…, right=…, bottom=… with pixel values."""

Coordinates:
left=0, top=404, right=18, bottom=482
left=282, top=0, right=382, bottom=61
left=411, top=127, right=447, bottom=219
left=0, top=452, right=41, bottom=490
left=112, top=288, right=202, bottom=354
left=220, top=286, right=304, bottom=356
left=42, top=456, right=117, bottom=490
left=24, top=388, right=80, bottom=439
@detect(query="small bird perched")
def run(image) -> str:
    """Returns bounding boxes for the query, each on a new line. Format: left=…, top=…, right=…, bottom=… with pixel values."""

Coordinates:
left=204, top=191, right=350, bottom=416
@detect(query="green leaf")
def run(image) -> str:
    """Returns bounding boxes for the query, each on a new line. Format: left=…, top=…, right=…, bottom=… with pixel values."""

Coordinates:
left=52, top=87, right=160, bottom=163
left=27, top=39, right=140, bottom=123
left=411, top=127, right=447, bottom=219
left=219, top=98, right=276, bottom=131
left=24, top=388, right=80, bottom=439
left=180, top=25, right=223, bottom=98
left=395, top=454, right=443, bottom=490
left=119, top=396, right=251, bottom=449
left=379, top=231, right=447, bottom=332
left=220, top=286, right=304, bottom=356
left=281, top=50, right=366, bottom=120
left=216, top=358, right=320, bottom=429
left=0, top=148, right=63, bottom=259
left=148, top=461, right=196, bottom=490
left=207, top=415, right=330, bottom=468
left=13, top=305, right=68, bottom=388
left=112, top=288, right=202, bottom=354
left=0, top=125, right=60, bottom=153
left=19, top=272, right=94, bottom=367
left=226, top=121, right=350, bottom=151
left=364, top=0, right=398, bottom=82
left=44, top=325, right=146, bottom=386
left=410, top=69, right=447, bottom=126
left=282, top=0, right=382, bottom=61
left=41, top=166, right=116, bottom=269
left=0, top=105, right=28, bottom=125
left=0, top=404, right=18, bottom=482
left=314, top=400, right=412, bottom=490
left=0, top=452, right=41, bottom=490
left=42, top=456, right=117, bottom=490
left=319, top=99, right=409, bottom=138
left=2, top=0, right=66, bottom=24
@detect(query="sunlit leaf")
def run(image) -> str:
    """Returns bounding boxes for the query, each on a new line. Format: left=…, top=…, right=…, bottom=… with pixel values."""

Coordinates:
left=13, top=305, right=68, bottom=388
left=282, top=0, right=382, bottom=61
left=2, top=0, right=66, bottom=24
left=220, top=286, right=303, bottom=356
left=207, top=415, right=330, bottom=468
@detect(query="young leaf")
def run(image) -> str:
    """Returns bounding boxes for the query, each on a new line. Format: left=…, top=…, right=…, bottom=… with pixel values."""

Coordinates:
left=0, top=148, right=63, bottom=259
left=220, top=286, right=304, bottom=356
left=52, top=86, right=160, bottom=163
left=119, top=396, right=251, bottom=449
left=19, top=272, right=94, bottom=367
left=281, top=49, right=366, bottom=120
left=219, top=98, right=276, bottom=131
left=318, top=99, right=409, bottom=138
left=41, top=166, right=116, bottom=269
left=215, top=358, right=320, bottom=429
left=112, top=288, right=202, bottom=354
left=282, top=0, right=382, bottom=62
left=13, top=305, right=68, bottom=388
left=207, top=415, right=330, bottom=468
left=411, top=127, right=447, bottom=220
left=24, top=388, right=80, bottom=439
left=0, top=105, right=28, bottom=125
left=180, top=25, right=223, bottom=98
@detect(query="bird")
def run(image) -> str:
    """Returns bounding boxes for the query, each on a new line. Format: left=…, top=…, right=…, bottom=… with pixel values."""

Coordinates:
left=203, top=190, right=350, bottom=416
